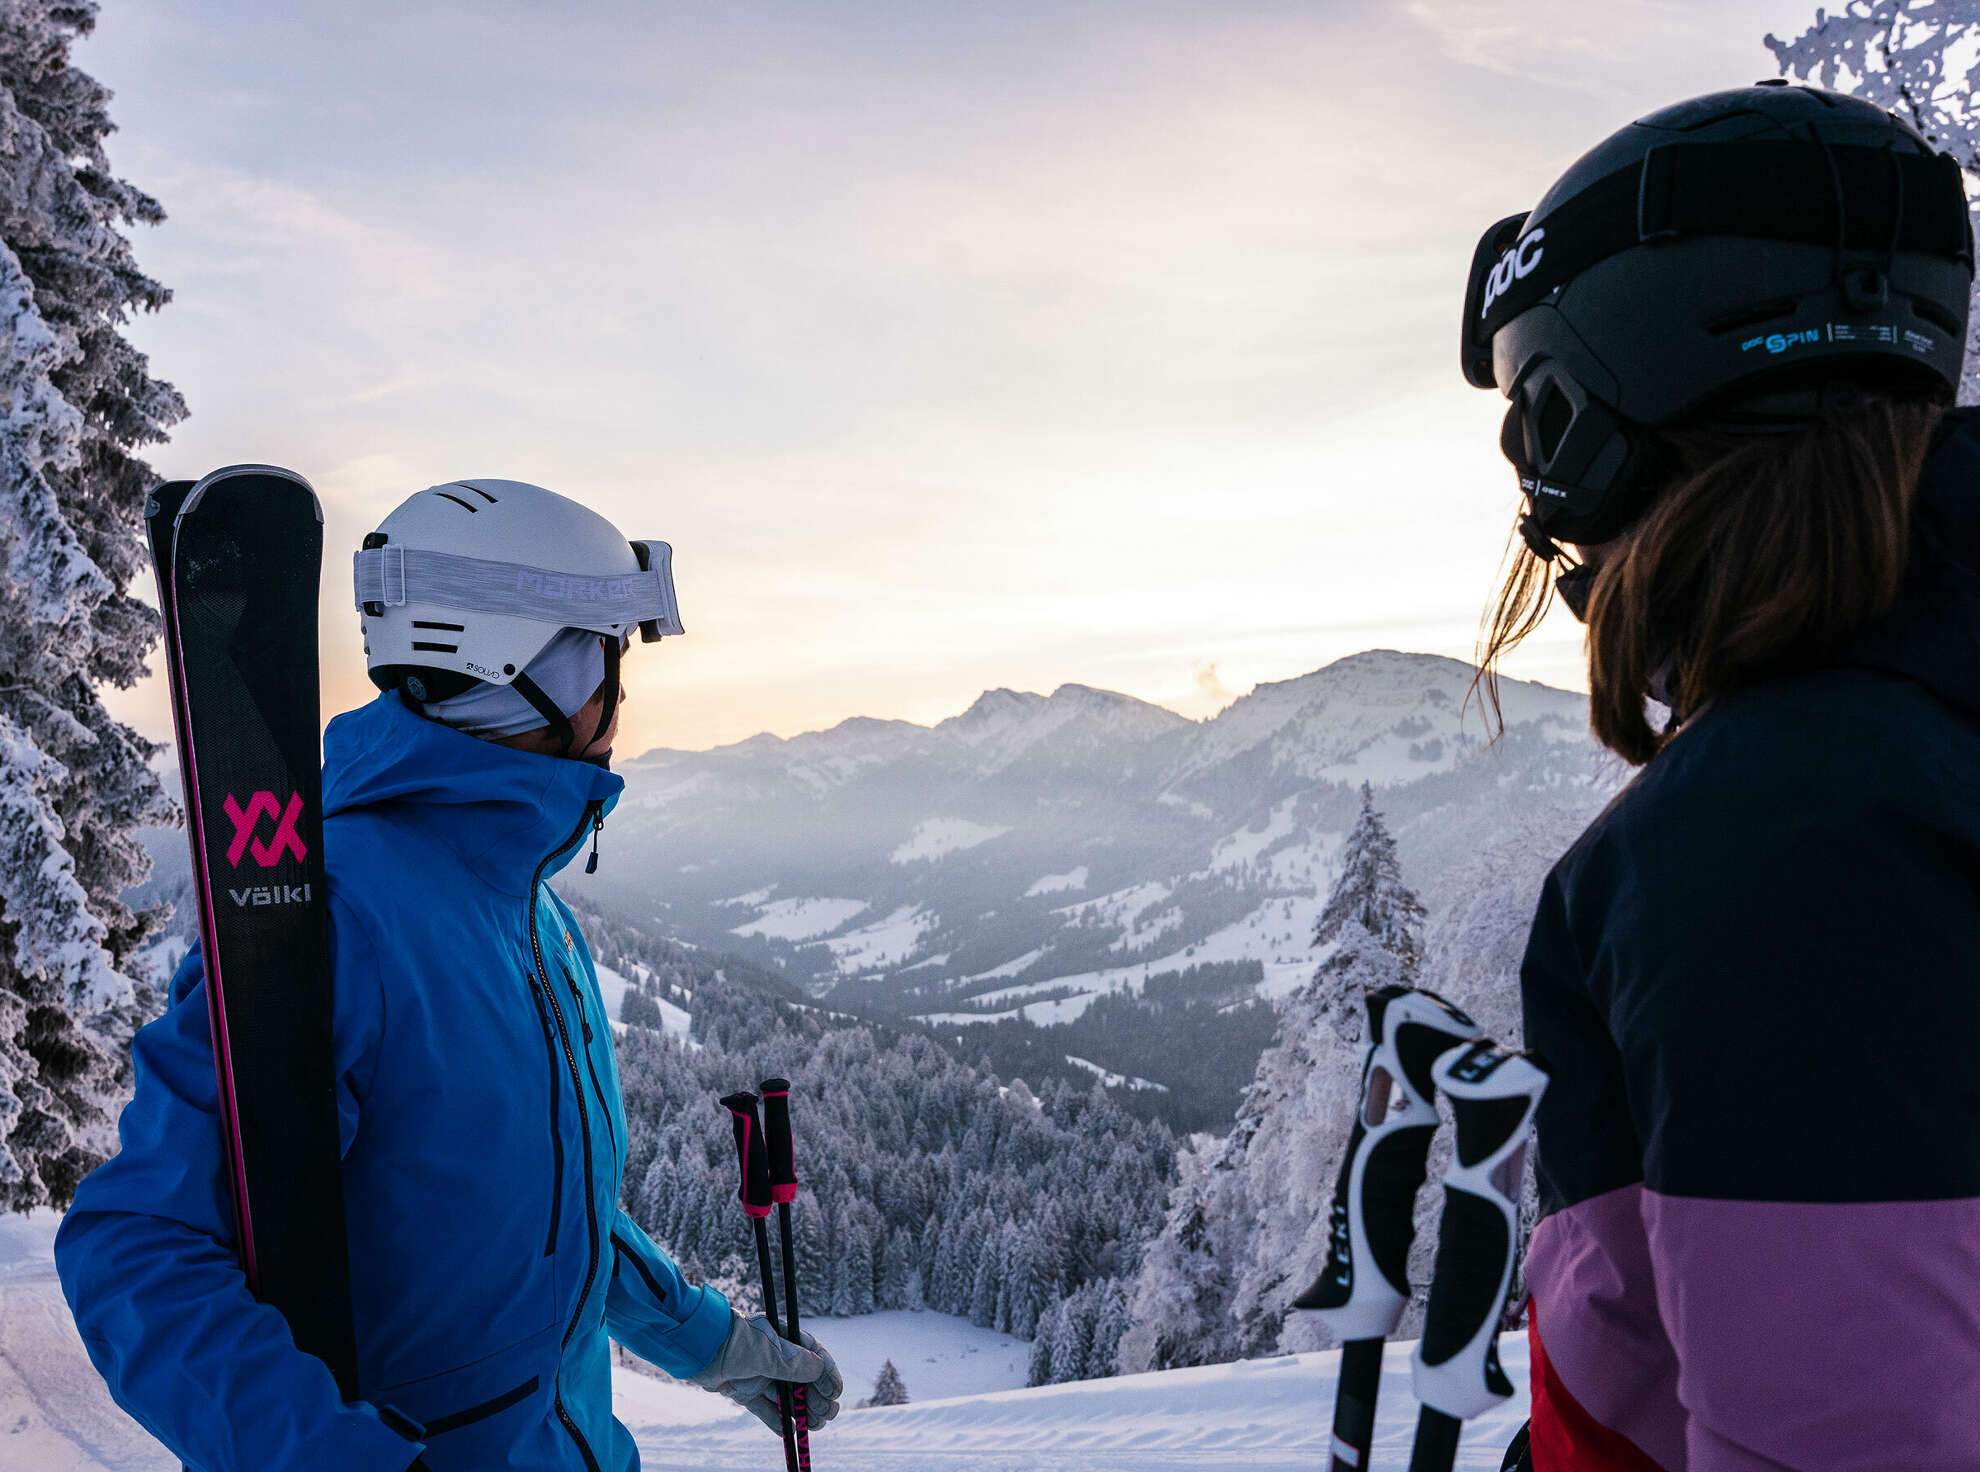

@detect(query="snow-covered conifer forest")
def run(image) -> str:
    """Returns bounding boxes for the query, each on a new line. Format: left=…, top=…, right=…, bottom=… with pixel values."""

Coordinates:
left=0, top=0, right=183, bottom=1213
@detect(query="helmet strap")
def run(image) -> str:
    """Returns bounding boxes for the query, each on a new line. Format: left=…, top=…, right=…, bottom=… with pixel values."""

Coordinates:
left=1517, top=512, right=1596, bottom=624
left=584, top=637, right=622, bottom=766
left=1554, top=562, right=1597, bottom=624
left=509, top=671, right=577, bottom=759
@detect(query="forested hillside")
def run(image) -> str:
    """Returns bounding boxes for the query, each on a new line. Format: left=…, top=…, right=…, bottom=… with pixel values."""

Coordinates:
left=605, top=954, right=1175, bottom=1386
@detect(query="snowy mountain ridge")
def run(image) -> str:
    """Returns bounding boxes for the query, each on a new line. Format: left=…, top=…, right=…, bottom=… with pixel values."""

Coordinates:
left=578, top=650, right=1624, bottom=1017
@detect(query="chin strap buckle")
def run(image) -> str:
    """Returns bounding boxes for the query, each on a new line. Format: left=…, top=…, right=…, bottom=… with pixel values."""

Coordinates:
left=1516, top=513, right=1562, bottom=562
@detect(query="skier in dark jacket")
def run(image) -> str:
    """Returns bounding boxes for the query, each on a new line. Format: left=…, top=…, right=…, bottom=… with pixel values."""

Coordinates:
left=1463, top=86, right=1980, bottom=1468
left=57, top=481, right=842, bottom=1471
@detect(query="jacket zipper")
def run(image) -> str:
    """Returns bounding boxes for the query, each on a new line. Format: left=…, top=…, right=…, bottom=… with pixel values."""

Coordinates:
left=560, top=962, right=619, bottom=1167
left=528, top=800, right=606, bottom=1472
left=530, top=977, right=564, bottom=1257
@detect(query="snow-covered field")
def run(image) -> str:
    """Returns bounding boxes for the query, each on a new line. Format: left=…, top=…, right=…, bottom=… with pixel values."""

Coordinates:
left=1025, top=867, right=1089, bottom=897
left=824, top=905, right=937, bottom=974
left=630, top=1336, right=1529, bottom=1471
left=730, top=896, right=869, bottom=942
left=891, top=818, right=1012, bottom=865
left=1, top=1211, right=1526, bottom=1471
left=593, top=961, right=693, bottom=1039
left=1064, top=1056, right=1168, bottom=1093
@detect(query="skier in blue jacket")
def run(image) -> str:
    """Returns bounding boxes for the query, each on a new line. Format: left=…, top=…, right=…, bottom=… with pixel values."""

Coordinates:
left=57, top=480, right=842, bottom=1471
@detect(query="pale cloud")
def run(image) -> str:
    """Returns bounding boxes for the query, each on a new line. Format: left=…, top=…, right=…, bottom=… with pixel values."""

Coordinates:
left=1407, top=0, right=1809, bottom=94
left=82, top=1, right=1799, bottom=754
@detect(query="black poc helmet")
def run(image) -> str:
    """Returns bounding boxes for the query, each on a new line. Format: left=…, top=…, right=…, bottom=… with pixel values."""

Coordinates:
left=1463, top=81, right=1975, bottom=574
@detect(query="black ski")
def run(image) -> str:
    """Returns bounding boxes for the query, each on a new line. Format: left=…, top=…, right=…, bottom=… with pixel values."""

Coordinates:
left=146, top=465, right=358, bottom=1398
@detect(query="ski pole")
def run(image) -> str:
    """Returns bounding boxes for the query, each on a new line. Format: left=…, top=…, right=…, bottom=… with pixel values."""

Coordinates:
left=1407, top=1041, right=1550, bottom=1472
left=720, top=1090, right=800, bottom=1472
left=757, top=1077, right=813, bottom=1470
left=1292, top=986, right=1481, bottom=1472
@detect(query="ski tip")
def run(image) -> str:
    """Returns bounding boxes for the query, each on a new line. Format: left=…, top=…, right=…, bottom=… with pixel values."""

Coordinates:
left=182, top=464, right=323, bottom=523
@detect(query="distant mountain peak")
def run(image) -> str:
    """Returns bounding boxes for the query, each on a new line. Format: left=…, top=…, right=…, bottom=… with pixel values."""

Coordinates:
left=954, top=687, right=1048, bottom=723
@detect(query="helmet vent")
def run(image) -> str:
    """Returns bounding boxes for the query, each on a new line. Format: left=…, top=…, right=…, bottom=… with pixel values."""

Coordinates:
left=411, top=641, right=459, bottom=653
left=432, top=491, right=479, bottom=513
left=1535, top=386, right=1574, bottom=461
left=411, top=620, right=465, bottom=631
left=1705, top=297, right=1800, bottom=336
left=1914, top=297, right=1963, bottom=336
left=456, top=483, right=499, bottom=504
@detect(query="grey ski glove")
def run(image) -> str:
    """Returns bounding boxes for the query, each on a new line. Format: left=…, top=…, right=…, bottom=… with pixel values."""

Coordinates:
left=688, top=1310, right=843, bottom=1435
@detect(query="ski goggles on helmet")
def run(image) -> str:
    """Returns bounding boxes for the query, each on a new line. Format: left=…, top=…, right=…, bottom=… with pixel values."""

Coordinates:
left=1461, top=213, right=1530, bottom=392
left=355, top=538, right=684, bottom=643
left=1465, top=216, right=1673, bottom=553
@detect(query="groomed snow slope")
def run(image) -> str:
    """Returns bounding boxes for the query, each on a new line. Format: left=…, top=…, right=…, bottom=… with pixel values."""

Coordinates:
left=631, top=1338, right=1529, bottom=1470
left=1, top=1211, right=1525, bottom=1470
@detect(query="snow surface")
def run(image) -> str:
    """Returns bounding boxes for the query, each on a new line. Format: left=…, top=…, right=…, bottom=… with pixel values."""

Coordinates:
left=891, top=818, right=1012, bottom=865
left=631, top=1338, right=1530, bottom=1470
left=1209, top=798, right=1301, bottom=871
left=593, top=962, right=693, bottom=1041
left=929, top=888, right=1324, bottom=1026
left=592, top=961, right=632, bottom=1021
left=1025, top=867, right=1089, bottom=897
left=1064, top=1056, right=1168, bottom=1093
left=731, top=896, right=869, bottom=942
left=826, top=906, right=937, bottom=974
left=966, top=947, right=1045, bottom=983
left=0, top=1212, right=1525, bottom=1471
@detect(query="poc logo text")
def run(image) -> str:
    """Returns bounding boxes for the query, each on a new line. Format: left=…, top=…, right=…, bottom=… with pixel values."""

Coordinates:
left=1480, top=228, right=1546, bottom=319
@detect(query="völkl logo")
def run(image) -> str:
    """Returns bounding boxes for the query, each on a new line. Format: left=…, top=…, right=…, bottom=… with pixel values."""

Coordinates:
left=222, top=791, right=308, bottom=868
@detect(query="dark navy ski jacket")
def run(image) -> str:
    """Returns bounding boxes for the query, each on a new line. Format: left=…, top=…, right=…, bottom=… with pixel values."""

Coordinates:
left=57, top=691, right=731, bottom=1472
left=1520, top=408, right=1980, bottom=1470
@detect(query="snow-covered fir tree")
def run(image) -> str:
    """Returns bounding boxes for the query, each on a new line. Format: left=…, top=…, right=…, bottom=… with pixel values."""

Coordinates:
left=0, top=0, right=184, bottom=1212
left=1314, top=782, right=1425, bottom=981
left=1120, top=785, right=1423, bottom=1367
left=1030, top=1276, right=1131, bottom=1386
left=861, top=1359, right=909, bottom=1408
left=1768, top=0, right=1980, bottom=402
left=1418, top=802, right=1604, bottom=1047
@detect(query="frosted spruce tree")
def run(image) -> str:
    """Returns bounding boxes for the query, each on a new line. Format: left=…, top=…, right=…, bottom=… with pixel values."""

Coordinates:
left=0, top=1, right=184, bottom=1211
left=1121, top=785, right=1424, bottom=1366
left=861, top=1360, right=909, bottom=1408
left=1769, top=1, right=1980, bottom=402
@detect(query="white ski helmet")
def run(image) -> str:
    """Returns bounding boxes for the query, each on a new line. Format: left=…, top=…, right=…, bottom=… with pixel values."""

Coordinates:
left=355, top=479, right=683, bottom=721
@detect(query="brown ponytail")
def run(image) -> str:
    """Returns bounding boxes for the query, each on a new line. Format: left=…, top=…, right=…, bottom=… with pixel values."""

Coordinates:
left=1473, top=395, right=1944, bottom=765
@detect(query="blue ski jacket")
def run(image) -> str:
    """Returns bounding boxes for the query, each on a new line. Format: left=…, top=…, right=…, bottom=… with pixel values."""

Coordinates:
left=56, top=691, right=731, bottom=1472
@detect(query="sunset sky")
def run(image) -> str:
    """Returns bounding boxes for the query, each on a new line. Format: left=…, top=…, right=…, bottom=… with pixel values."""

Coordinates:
left=84, top=0, right=1822, bottom=755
